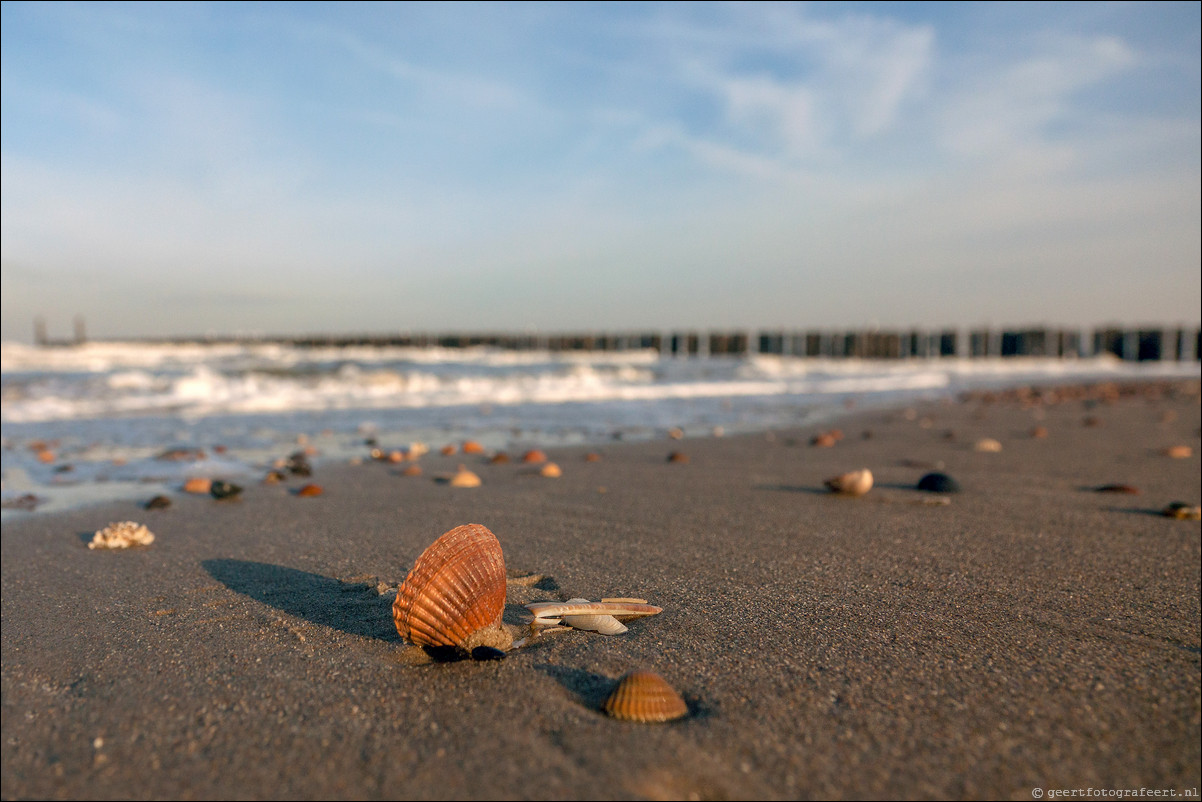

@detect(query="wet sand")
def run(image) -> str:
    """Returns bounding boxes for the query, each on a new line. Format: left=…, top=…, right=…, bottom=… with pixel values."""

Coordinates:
left=2, top=381, right=1200, bottom=800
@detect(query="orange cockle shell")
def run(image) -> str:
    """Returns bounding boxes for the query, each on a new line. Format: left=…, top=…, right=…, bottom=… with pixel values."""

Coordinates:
left=392, top=524, right=507, bottom=650
left=603, top=670, right=688, bottom=723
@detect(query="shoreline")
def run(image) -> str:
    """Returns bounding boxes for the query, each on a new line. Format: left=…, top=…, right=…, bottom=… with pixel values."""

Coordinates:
left=2, top=379, right=1199, bottom=800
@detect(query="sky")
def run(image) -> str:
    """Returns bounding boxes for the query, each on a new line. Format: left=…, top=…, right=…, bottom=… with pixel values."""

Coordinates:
left=2, top=1, right=1199, bottom=342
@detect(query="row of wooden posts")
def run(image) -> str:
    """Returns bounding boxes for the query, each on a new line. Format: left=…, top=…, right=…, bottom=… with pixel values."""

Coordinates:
left=116, top=325, right=1200, bottom=361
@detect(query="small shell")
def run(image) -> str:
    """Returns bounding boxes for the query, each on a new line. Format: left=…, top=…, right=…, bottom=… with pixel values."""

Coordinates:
left=448, top=466, right=482, bottom=487
left=824, top=468, right=873, bottom=497
left=440, top=444, right=457, bottom=456
left=666, top=451, right=689, bottom=464
left=1164, top=445, right=1193, bottom=459
left=522, top=449, right=547, bottom=464
left=183, top=477, right=212, bottom=494
left=974, top=438, right=1003, bottom=452
left=462, top=440, right=485, bottom=454
left=539, top=462, right=562, bottom=478
left=401, top=463, right=423, bottom=477
left=603, top=670, right=688, bottom=723
left=296, top=483, right=323, bottom=497
left=393, top=524, right=507, bottom=649
left=810, top=433, right=837, bottom=448
left=89, top=521, right=155, bottom=550
left=1162, top=502, right=1201, bottom=520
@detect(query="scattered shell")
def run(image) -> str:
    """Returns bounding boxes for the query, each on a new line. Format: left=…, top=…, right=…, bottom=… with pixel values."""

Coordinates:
left=1164, top=445, right=1193, bottom=459
left=462, top=440, right=485, bottom=454
left=1030, top=426, right=1049, bottom=439
left=393, top=524, right=508, bottom=650
left=143, top=495, right=172, bottom=510
left=540, top=462, right=562, bottom=478
left=668, top=427, right=684, bottom=440
left=810, top=433, right=837, bottom=448
left=917, top=472, right=961, bottom=494
left=1162, top=502, right=1201, bottom=520
left=974, top=438, right=1003, bottom=452
left=1094, top=484, right=1140, bottom=495
left=824, top=468, right=873, bottom=497
left=666, top=452, right=689, bottom=464
left=36, top=449, right=56, bottom=463
left=296, top=483, right=323, bottom=497
left=584, top=452, right=602, bottom=462
left=386, top=450, right=405, bottom=463
left=490, top=452, right=511, bottom=464
left=526, top=599, right=662, bottom=625
left=522, top=449, right=547, bottom=464
left=183, top=477, right=212, bottom=494
left=1083, top=416, right=1102, bottom=427
left=210, top=480, right=243, bottom=500
left=558, top=599, right=627, bottom=634
left=603, top=670, right=688, bottom=723
left=448, top=466, right=482, bottom=488
left=440, top=444, right=457, bottom=456
left=262, top=470, right=287, bottom=484
left=402, top=464, right=423, bottom=477
left=712, top=426, right=724, bottom=437
left=89, top=521, right=155, bottom=550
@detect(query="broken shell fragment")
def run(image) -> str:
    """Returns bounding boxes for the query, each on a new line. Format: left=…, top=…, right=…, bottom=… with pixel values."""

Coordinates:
left=603, top=670, right=688, bottom=723
left=526, top=599, right=662, bottom=626
left=1164, top=445, right=1193, bottom=459
left=556, top=599, right=627, bottom=635
left=824, top=468, right=873, bottom=497
left=393, top=524, right=509, bottom=651
left=89, top=521, right=155, bottom=550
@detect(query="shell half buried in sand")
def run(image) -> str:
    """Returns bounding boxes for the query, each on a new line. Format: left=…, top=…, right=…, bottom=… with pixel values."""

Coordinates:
left=89, top=521, right=155, bottom=550
left=824, top=468, right=873, bottom=497
left=393, top=524, right=509, bottom=651
left=603, top=670, right=689, bottom=723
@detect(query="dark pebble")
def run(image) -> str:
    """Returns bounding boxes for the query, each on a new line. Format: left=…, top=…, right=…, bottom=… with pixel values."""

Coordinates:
left=144, top=495, right=172, bottom=509
left=210, top=480, right=243, bottom=500
left=917, top=472, right=961, bottom=493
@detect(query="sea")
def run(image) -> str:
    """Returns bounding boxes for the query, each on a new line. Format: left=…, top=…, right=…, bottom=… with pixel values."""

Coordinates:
left=2, top=339, right=1198, bottom=517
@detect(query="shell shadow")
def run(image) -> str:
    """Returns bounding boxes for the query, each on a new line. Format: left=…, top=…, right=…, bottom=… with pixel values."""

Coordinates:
left=202, top=558, right=401, bottom=643
left=535, top=664, right=616, bottom=711
left=753, top=484, right=828, bottom=495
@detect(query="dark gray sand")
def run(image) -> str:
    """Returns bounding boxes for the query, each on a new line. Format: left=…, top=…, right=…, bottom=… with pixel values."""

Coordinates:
left=3, top=381, right=1199, bottom=800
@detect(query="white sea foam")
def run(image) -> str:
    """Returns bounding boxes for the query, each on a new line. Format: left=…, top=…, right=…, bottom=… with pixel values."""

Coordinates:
left=2, top=340, right=1197, bottom=517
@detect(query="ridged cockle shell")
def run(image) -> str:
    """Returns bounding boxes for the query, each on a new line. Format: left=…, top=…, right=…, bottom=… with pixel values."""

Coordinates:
left=393, top=524, right=508, bottom=651
left=603, top=670, right=688, bottom=723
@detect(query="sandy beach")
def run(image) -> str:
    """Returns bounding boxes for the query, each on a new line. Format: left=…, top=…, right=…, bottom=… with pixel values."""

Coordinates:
left=2, top=380, right=1199, bottom=801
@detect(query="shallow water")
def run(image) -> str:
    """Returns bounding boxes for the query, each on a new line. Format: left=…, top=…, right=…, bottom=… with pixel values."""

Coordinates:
left=3, top=341, right=1197, bottom=517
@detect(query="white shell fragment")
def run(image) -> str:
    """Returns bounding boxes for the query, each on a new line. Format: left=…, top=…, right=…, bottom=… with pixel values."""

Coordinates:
left=558, top=598, right=628, bottom=635
left=526, top=599, right=662, bottom=631
left=89, top=521, right=155, bottom=550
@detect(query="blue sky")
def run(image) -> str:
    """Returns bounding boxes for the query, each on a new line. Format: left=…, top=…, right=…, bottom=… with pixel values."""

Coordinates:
left=2, top=1, right=1199, bottom=341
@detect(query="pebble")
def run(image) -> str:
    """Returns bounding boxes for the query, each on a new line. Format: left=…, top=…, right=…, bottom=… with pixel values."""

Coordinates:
left=917, top=472, right=961, bottom=493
